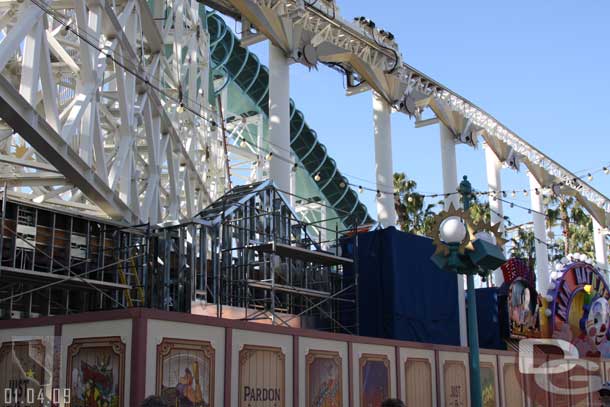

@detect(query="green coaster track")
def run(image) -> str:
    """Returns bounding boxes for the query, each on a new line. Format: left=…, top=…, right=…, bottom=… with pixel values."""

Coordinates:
left=205, top=11, right=374, bottom=229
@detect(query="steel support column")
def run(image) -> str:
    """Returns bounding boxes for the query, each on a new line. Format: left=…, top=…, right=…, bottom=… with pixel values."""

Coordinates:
left=439, top=122, right=467, bottom=346
left=484, top=143, right=505, bottom=286
left=529, top=173, right=550, bottom=294
left=593, top=217, right=608, bottom=276
left=268, top=42, right=291, bottom=193
left=372, top=91, right=397, bottom=228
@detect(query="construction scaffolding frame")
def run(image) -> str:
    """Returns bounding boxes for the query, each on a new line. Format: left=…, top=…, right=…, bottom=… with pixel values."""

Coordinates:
left=190, top=180, right=358, bottom=333
left=0, top=181, right=359, bottom=334
left=0, top=193, right=150, bottom=318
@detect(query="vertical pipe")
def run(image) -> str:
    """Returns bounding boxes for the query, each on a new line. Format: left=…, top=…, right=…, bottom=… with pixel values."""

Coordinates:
left=163, top=228, right=171, bottom=310
left=466, top=274, right=482, bottom=407
left=0, top=182, right=6, bottom=278
left=268, top=42, right=291, bottom=192
left=439, top=123, right=467, bottom=346
left=529, top=173, right=550, bottom=294
left=593, top=217, right=608, bottom=275
left=372, top=91, right=397, bottom=228
left=289, top=154, right=296, bottom=208
left=484, top=144, right=505, bottom=286
left=462, top=186, right=482, bottom=407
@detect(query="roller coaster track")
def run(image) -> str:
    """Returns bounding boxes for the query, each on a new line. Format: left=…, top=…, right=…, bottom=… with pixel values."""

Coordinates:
left=207, top=12, right=373, bottom=227
left=201, top=0, right=610, bottom=227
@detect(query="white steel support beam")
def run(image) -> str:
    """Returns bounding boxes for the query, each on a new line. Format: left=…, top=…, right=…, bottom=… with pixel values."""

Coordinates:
left=268, top=42, right=291, bottom=193
left=202, top=0, right=610, bottom=230
left=484, top=143, right=505, bottom=286
left=593, top=217, right=608, bottom=275
left=289, top=153, right=296, bottom=208
left=372, top=90, right=396, bottom=228
left=0, top=74, right=138, bottom=223
left=440, top=123, right=459, bottom=209
left=529, top=173, right=550, bottom=294
left=439, top=121, right=467, bottom=346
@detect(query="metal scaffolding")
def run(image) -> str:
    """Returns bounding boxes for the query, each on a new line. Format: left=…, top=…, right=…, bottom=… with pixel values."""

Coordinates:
left=0, top=181, right=358, bottom=334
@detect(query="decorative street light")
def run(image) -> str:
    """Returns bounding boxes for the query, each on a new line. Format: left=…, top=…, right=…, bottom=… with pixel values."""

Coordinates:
left=430, top=176, right=507, bottom=407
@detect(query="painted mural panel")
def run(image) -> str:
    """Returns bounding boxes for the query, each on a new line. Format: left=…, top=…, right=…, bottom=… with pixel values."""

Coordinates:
left=238, top=345, right=285, bottom=407
left=404, top=358, right=432, bottom=407
left=480, top=363, right=496, bottom=407
left=306, top=349, right=342, bottom=407
left=502, top=363, right=522, bottom=407
left=359, top=354, right=390, bottom=407
left=66, top=336, right=125, bottom=407
left=0, top=340, right=47, bottom=406
left=443, top=360, right=467, bottom=407
left=156, top=338, right=214, bottom=407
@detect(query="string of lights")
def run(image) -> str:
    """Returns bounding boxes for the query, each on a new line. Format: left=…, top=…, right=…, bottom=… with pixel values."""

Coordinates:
left=239, top=131, right=610, bottom=205
left=25, top=0, right=610, bottom=233
left=27, top=0, right=225, bottom=131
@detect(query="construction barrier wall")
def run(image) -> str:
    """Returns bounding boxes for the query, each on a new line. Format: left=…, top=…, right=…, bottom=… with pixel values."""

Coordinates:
left=0, top=308, right=607, bottom=406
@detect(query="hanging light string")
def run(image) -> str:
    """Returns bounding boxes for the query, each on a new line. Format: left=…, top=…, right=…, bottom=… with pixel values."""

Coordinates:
left=487, top=206, right=555, bottom=249
left=240, top=127, right=610, bottom=204
left=25, top=0, right=247, bottom=133
left=25, top=0, right=610, bottom=223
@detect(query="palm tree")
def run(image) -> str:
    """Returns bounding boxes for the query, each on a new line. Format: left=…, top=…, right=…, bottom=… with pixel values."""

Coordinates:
left=567, top=202, right=594, bottom=257
left=509, top=227, right=537, bottom=272
left=545, top=194, right=574, bottom=255
left=469, top=199, right=491, bottom=226
left=393, top=172, right=438, bottom=236
left=544, top=194, right=594, bottom=258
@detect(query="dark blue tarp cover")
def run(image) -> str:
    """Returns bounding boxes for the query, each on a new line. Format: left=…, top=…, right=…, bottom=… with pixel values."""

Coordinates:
left=473, top=287, right=506, bottom=350
left=341, top=227, right=460, bottom=346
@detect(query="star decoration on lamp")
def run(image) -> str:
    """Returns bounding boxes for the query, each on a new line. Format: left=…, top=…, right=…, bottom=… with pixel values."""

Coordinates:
left=471, top=219, right=507, bottom=249
left=430, top=203, right=474, bottom=256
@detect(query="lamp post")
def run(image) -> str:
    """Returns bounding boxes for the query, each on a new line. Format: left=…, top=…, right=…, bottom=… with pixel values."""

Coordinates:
left=431, top=176, right=506, bottom=407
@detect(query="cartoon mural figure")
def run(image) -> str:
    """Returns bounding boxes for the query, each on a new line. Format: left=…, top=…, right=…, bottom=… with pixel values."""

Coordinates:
left=79, top=355, right=116, bottom=407
left=510, top=282, right=538, bottom=332
left=578, top=287, right=610, bottom=358
left=157, top=339, right=214, bottom=407
left=501, top=258, right=541, bottom=338
left=306, top=350, right=342, bottom=407
left=67, top=338, right=125, bottom=407
left=545, top=260, right=610, bottom=359
left=312, top=361, right=340, bottom=407
left=175, top=364, right=204, bottom=406
left=360, top=356, right=390, bottom=407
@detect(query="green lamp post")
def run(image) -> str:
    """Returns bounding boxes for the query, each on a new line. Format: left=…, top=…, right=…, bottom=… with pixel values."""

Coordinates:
left=430, top=176, right=506, bottom=407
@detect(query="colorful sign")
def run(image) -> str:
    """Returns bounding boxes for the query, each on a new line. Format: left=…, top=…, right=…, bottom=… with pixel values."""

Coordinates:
left=156, top=338, right=214, bottom=406
left=501, top=258, right=541, bottom=338
left=238, top=345, right=285, bottom=407
left=359, top=354, right=390, bottom=407
left=480, top=363, right=496, bottom=407
left=0, top=340, right=47, bottom=406
left=546, top=261, right=610, bottom=357
left=66, top=337, right=125, bottom=407
left=306, top=350, right=342, bottom=407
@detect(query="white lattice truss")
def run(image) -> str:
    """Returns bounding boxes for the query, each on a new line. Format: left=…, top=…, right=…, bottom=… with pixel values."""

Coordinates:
left=208, top=0, right=610, bottom=227
left=0, top=0, right=248, bottom=223
left=0, top=0, right=608, bottom=228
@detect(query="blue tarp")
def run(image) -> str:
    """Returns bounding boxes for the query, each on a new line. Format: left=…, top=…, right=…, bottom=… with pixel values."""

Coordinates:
left=473, top=287, right=506, bottom=350
left=341, top=227, right=460, bottom=346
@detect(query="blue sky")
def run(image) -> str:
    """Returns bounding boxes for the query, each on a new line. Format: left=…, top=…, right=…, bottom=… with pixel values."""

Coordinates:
left=246, top=0, right=610, bottom=226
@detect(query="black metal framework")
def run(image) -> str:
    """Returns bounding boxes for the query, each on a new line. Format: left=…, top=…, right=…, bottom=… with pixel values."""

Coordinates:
left=0, top=181, right=358, bottom=334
